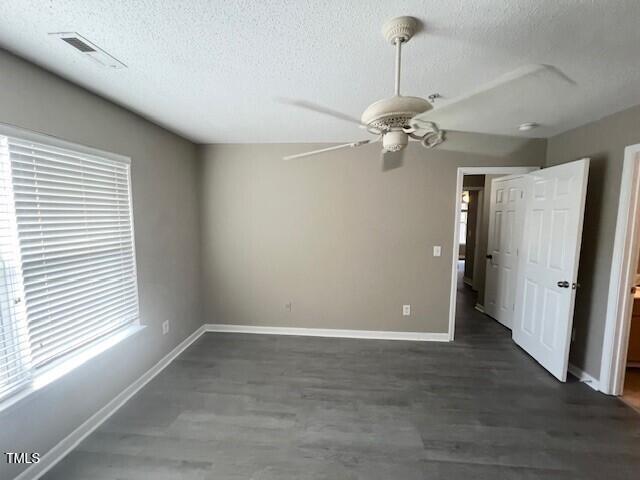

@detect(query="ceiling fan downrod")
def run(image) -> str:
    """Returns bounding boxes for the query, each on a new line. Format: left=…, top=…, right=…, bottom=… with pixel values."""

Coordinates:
left=394, top=38, right=403, bottom=96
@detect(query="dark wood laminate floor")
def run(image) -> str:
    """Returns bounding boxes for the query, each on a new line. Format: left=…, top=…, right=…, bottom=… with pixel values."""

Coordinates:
left=44, top=274, right=640, bottom=479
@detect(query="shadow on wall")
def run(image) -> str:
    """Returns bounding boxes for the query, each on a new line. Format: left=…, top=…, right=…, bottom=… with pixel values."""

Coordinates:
left=571, top=153, right=607, bottom=369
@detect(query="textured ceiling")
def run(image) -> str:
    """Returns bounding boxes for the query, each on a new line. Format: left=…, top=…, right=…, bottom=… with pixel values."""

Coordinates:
left=1, top=1, right=639, bottom=143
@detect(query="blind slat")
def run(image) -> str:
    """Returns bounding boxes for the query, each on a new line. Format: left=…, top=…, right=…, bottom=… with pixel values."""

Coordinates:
left=26, top=268, right=135, bottom=303
left=31, top=316, right=134, bottom=367
left=29, top=298, right=138, bottom=341
left=29, top=295, right=135, bottom=332
left=9, top=145, right=129, bottom=174
left=21, top=252, right=133, bottom=281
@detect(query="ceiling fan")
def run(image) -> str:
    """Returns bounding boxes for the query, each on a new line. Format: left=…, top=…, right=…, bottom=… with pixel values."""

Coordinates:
left=280, top=16, right=574, bottom=167
left=279, top=16, right=441, bottom=167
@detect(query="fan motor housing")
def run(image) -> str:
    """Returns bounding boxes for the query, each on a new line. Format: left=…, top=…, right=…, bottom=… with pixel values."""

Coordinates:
left=361, top=95, right=432, bottom=131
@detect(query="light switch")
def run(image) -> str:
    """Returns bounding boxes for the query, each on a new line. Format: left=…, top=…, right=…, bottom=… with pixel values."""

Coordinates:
left=403, top=305, right=411, bottom=316
left=433, top=246, right=442, bottom=257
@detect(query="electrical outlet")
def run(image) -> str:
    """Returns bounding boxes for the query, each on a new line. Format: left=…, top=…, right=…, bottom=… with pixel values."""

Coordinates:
left=433, top=246, right=442, bottom=257
left=285, top=302, right=292, bottom=312
left=162, top=320, right=169, bottom=335
left=403, top=304, right=411, bottom=316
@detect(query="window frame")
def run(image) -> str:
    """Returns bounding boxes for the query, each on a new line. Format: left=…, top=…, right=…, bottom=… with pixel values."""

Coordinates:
left=0, top=123, right=143, bottom=411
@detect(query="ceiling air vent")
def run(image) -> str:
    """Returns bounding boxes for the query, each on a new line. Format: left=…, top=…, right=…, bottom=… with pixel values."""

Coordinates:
left=49, top=32, right=126, bottom=69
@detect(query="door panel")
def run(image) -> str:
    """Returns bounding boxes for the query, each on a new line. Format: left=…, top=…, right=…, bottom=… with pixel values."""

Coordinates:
left=484, top=176, right=526, bottom=329
left=512, top=159, right=589, bottom=381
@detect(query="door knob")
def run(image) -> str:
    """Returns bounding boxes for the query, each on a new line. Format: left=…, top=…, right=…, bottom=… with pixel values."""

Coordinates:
left=557, top=281, right=570, bottom=288
left=486, top=254, right=493, bottom=259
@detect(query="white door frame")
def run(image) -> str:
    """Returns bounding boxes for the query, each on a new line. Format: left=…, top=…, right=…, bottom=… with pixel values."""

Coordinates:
left=448, top=166, right=540, bottom=341
left=600, top=144, right=640, bottom=395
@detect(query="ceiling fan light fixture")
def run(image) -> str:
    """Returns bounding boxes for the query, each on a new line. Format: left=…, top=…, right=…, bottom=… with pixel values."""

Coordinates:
left=383, top=131, right=408, bottom=152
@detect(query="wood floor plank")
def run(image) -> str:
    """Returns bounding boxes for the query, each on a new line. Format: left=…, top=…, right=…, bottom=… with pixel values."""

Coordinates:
left=43, top=275, right=640, bottom=479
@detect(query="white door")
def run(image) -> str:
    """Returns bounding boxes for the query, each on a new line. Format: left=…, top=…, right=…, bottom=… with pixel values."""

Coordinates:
left=512, top=159, right=589, bottom=381
left=484, top=176, right=526, bottom=329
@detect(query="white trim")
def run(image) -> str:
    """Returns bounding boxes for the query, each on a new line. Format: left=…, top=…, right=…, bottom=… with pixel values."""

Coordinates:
left=16, top=325, right=207, bottom=480
left=568, top=363, right=600, bottom=392
left=600, top=144, right=640, bottom=395
left=0, top=122, right=130, bottom=164
left=448, top=166, right=539, bottom=341
left=205, top=324, right=449, bottom=342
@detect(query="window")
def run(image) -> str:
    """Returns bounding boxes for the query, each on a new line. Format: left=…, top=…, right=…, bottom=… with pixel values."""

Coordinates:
left=459, top=190, right=470, bottom=245
left=0, top=127, right=139, bottom=403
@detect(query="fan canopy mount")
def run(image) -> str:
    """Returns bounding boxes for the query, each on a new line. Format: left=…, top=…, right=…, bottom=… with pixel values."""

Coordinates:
left=382, top=16, right=421, bottom=44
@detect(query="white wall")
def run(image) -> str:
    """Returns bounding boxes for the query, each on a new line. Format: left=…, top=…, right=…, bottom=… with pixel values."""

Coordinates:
left=0, top=49, right=202, bottom=479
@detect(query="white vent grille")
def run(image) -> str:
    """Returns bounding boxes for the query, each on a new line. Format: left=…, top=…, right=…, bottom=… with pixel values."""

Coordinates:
left=50, top=32, right=126, bottom=69
left=60, top=36, right=96, bottom=53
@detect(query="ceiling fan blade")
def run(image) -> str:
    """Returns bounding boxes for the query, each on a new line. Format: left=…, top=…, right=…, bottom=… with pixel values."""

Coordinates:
left=275, top=97, right=367, bottom=128
left=411, top=64, right=576, bottom=136
left=380, top=149, right=404, bottom=172
left=283, top=140, right=372, bottom=160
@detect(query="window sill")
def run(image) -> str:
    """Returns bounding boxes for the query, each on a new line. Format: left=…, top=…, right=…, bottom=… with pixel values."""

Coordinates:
left=0, top=324, right=145, bottom=413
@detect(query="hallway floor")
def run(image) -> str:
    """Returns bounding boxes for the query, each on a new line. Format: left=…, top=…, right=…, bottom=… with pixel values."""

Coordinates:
left=43, top=271, right=640, bottom=479
left=623, top=368, right=640, bottom=412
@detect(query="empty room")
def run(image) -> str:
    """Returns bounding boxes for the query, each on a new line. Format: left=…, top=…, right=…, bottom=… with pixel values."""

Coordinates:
left=1, top=1, right=640, bottom=479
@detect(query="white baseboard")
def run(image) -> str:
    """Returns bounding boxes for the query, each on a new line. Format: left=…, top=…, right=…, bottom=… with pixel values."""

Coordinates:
left=568, top=363, right=600, bottom=392
left=474, top=304, right=485, bottom=313
left=17, top=325, right=207, bottom=480
left=205, top=324, right=450, bottom=342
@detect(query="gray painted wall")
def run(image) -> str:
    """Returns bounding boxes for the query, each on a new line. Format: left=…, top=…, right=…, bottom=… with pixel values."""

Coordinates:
left=545, top=104, right=640, bottom=380
left=199, top=137, right=545, bottom=334
left=0, top=49, right=202, bottom=479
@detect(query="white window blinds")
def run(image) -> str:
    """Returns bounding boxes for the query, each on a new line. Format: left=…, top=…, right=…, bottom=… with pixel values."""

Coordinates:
left=0, top=131, right=139, bottom=402
left=0, top=137, right=32, bottom=400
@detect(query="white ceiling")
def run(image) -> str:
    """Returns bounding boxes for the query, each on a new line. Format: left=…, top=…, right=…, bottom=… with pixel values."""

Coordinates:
left=1, top=1, right=640, bottom=143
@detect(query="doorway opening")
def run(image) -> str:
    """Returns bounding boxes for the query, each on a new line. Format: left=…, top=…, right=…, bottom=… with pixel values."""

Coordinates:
left=448, top=167, right=538, bottom=341
left=600, top=143, right=640, bottom=400
left=450, top=161, right=590, bottom=382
